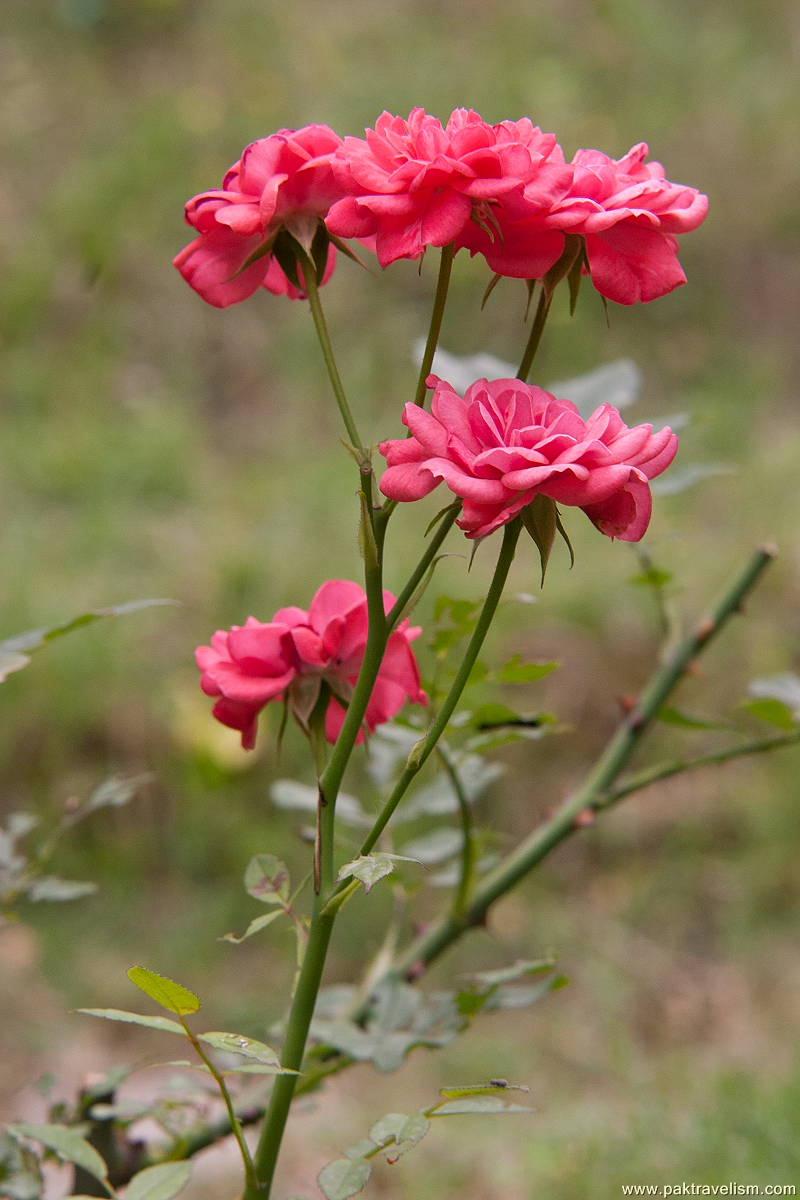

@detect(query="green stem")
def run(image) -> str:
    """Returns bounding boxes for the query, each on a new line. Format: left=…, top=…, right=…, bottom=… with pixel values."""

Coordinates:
left=304, top=266, right=364, bottom=452
left=413, top=245, right=455, bottom=408
left=437, top=745, right=475, bottom=919
left=602, top=730, right=800, bottom=808
left=356, top=518, right=522, bottom=859
left=393, top=544, right=779, bottom=977
left=516, top=288, right=551, bottom=382
left=180, top=1018, right=258, bottom=1195
left=244, top=913, right=335, bottom=1198
left=245, top=498, right=387, bottom=1199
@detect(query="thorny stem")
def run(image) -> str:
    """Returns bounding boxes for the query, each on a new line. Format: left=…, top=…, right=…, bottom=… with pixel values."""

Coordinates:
left=130, top=544, right=791, bottom=1180
left=393, top=544, right=780, bottom=977
left=601, top=729, right=800, bottom=808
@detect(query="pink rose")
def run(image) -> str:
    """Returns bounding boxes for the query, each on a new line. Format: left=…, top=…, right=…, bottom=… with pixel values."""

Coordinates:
left=196, top=581, right=427, bottom=749
left=326, top=108, right=571, bottom=269
left=550, top=143, right=709, bottom=304
left=379, top=375, right=678, bottom=542
left=174, top=124, right=344, bottom=307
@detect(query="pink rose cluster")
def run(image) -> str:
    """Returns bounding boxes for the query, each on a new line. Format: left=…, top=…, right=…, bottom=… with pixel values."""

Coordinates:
left=196, top=580, right=427, bottom=749
left=379, top=375, right=679, bottom=542
left=175, top=108, right=707, bottom=307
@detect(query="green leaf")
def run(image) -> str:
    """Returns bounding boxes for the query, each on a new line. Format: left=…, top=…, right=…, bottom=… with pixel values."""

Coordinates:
left=337, top=853, right=419, bottom=894
left=0, top=600, right=178, bottom=683
left=0, top=1129, right=43, bottom=1200
left=658, top=706, right=732, bottom=731
left=629, top=566, right=673, bottom=589
left=400, top=753, right=503, bottom=819
left=86, top=774, right=150, bottom=813
left=197, top=1031, right=281, bottom=1066
left=125, top=1161, right=192, bottom=1200
left=466, top=958, right=555, bottom=988
left=742, top=698, right=797, bottom=730
left=318, top=1157, right=371, bottom=1200
left=369, top=1112, right=430, bottom=1163
left=439, top=1081, right=529, bottom=1099
left=271, top=780, right=370, bottom=828
left=432, top=1096, right=533, bottom=1116
left=550, top=358, right=640, bottom=417
left=127, top=967, right=200, bottom=1016
left=221, top=910, right=284, bottom=944
left=8, top=1124, right=107, bottom=1184
left=496, top=656, right=559, bottom=685
left=398, top=828, right=463, bottom=866
left=521, top=495, right=557, bottom=585
left=77, top=1007, right=185, bottom=1035
left=0, top=650, right=30, bottom=683
left=244, top=854, right=291, bottom=905
left=28, top=877, right=97, bottom=902
left=651, top=462, right=733, bottom=497
left=748, top=673, right=800, bottom=715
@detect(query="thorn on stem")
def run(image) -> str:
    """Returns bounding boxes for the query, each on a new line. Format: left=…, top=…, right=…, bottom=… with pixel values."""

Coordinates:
left=574, top=808, right=596, bottom=829
left=617, top=694, right=637, bottom=716
left=695, top=616, right=717, bottom=643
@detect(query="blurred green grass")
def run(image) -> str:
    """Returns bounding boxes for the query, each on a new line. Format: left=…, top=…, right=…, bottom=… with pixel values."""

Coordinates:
left=1, top=0, right=799, bottom=1195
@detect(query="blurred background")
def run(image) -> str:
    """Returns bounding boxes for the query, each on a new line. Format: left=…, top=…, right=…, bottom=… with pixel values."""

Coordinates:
left=1, top=0, right=799, bottom=1195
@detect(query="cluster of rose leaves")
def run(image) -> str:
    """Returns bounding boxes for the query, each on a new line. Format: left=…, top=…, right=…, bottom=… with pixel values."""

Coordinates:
left=183, top=107, right=706, bottom=749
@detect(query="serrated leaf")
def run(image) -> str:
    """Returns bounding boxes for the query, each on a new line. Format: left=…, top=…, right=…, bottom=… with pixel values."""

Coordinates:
left=221, top=910, right=284, bottom=944
left=244, top=854, right=291, bottom=905
left=127, top=967, right=200, bottom=1016
left=198, top=1031, right=280, bottom=1065
left=125, top=1161, right=192, bottom=1200
left=337, top=853, right=419, bottom=893
left=8, top=1123, right=107, bottom=1184
left=432, top=1096, right=533, bottom=1116
left=28, top=877, right=97, bottom=902
left=496, top=656, right=558, bottom=685
left=318, top=1156, right=371, bottom=1200
left=369, top=1111, right=430, bottom=1161
left=77, top=1007, right=185, bottom=1035
left=521, top=495, right=557, bottom=586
